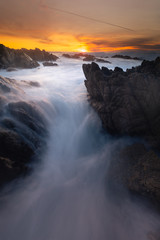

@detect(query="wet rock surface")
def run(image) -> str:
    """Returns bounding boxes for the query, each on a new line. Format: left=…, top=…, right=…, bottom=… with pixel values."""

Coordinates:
left=0, top=75, right=49, bottom=187
left=83, top=57, right=160, bottom=203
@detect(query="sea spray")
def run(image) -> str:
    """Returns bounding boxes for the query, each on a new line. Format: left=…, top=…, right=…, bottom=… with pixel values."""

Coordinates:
left=0, top=57, right=159, bottom=240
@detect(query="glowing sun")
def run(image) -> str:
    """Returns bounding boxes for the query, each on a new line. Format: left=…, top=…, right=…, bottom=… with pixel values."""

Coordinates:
left=77, top=48, right=87, bottom=53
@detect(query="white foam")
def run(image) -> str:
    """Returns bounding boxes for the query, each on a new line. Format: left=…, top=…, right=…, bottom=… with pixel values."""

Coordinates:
left=0, top=58, right=159, bottom=240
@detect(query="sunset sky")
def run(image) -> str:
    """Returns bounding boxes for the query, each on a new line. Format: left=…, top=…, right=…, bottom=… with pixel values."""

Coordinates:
left=0, top=0, right=160, bottom=52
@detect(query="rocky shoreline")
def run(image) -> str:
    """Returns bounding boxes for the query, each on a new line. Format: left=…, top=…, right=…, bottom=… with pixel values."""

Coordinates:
left=0, top=75, right=50, bottom=187
left=62, top=52, right=111, bottom=63
left=83, top=57, right=160, bottom=203
left=0, top=44, right=59, bottom=70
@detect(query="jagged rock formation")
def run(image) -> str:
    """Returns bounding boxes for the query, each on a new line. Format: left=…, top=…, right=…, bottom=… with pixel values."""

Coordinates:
left=83, top=57, right=160, bottom=203
left=83, top=58, right=160, bottom=147
left=22, top=48, right=59, bottom=62
left=0, top=44, right=39, bottom=69
left=0, top=75, right=49, bottom=186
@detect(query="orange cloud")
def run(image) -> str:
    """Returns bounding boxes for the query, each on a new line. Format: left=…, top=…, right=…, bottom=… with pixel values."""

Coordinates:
left=1, top=32, right=160, bottom=53
left=0, top=0, right=160, bottom=52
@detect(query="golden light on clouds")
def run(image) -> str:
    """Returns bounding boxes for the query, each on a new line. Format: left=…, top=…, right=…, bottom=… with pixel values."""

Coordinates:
left=0, top=32, right=159, bottom=53
left=0, top=0, right=159, bottom=52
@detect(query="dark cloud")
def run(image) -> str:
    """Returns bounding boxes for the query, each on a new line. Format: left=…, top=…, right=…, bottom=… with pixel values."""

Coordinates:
left=80, top=36, right=160, bottom=50
left=140, top=44, right=160, bottom=50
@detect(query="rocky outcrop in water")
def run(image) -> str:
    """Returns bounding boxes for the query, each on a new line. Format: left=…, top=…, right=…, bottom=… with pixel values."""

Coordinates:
left=83, top=58, right=160, bottom=147
left=83, top=55, right=111, bottom=63
left=62, top=53, right=80, bottom=59
left=95, top=58, right=111, bottom=63
left=0, top=44, right=39, bottom=69
left=112, top=54, right=142, bottom=60
left=83, top=55, right=96, bottom=61
left=43, top=61, right=58, bottom=67
left=0, top=75, right=49, bottom=186
left=22, top=48, right=59, bottom=62
left=83, top=57, right=160, bottom=203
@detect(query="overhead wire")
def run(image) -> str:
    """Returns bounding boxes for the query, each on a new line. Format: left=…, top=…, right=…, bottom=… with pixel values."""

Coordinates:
left=40, top=4, right=134, bottom=32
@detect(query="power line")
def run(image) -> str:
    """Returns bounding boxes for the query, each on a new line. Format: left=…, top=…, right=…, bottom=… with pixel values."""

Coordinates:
left=40, top=4, right=134, bottom=32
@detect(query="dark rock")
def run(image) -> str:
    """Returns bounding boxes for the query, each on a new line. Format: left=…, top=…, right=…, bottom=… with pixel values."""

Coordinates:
left=0, top=156, right=26, bottom=186
left=29, top=81, right=40, bottom=87
left=62, top=54, right=71, bottom=58
left=0, top=127, right=34, bottom=164
left=0, top=75, right=49, bottom=187
left=43, top=61, right=58, bottom=67
left=95, top=58, right=111, bottom=63
left=83, top=55, right=96, bottom=61
left=21, top=80, right=41, bottom=87
left=62, top=53, right=80, bottom=59
left=71, top=54, right=81, bottom=59
left=101, top=67, right=112, bottom=76
left=6, top=67, right=17, bottom=72
left=112, top=54, right=142, bottom=60
left=22, top=48, right=59, bottom=62
left=62, top=53, right=109, bottom=62
left=83, top=55, right=110, bottom=62
left=114, top=66, right=124, bottom=73
left=0, top=44, right=39, bottom=69
left=83, top=57, right=160, bottom=203
left=0, top=82, right=11, bottom=93
left=0, top=75, right=24, bottom=96
left=147, top=232, right=160, bottom=240
left=109, top=143, right=160, bottom=203
left=1, top=118, right=16, bottom=129
left=136, top=57, right=160, bottom=76
left=83, top=58, right=160, bottom=145
left=7, top=101, right=46, bottom=135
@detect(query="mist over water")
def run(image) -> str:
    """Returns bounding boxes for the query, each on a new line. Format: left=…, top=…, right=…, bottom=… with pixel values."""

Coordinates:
left=0, top=57, right=160, bottom=240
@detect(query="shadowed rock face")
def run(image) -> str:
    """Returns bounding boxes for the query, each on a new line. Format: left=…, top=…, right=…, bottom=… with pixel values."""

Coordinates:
left=22, top=48, right=59, bottom=62
left=108, top=143, right=160, bottom=203
left=0, top=44, right=39, bottom=69
left=0, top=75, right=49, bottom=187
left=83, top=57, right=160, bottom=203
left=83, top=58, right=160, bottom=147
